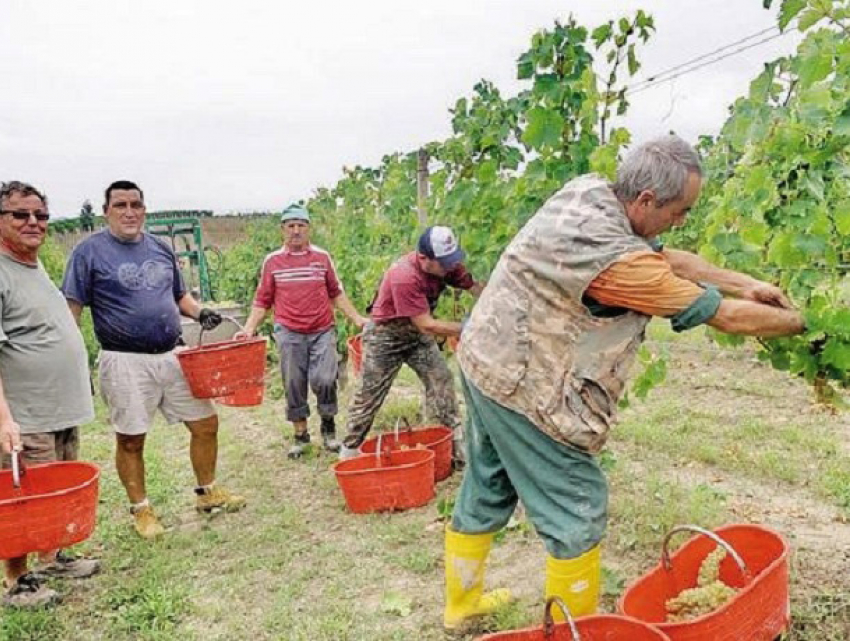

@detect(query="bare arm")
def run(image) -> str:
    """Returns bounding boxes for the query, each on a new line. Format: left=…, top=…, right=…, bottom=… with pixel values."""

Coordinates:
left=237, top=306, right=271, bottom=338
left=707, top=299, right=805, bottom=338
left=663, top=249, right=792, bottom=309
left=410, top=312, right=462, bottom=338
left=0, top=374, right=21, bottom=454
left=177, top=293, right=202, bottom=320
left=67, top=299, right=84, bottom=326
left=332, top=293, right=369, bottom=329
left=468, top=281, right=486, bottom=298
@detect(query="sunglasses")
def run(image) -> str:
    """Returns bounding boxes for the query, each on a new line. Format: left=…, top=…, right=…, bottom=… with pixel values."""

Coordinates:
left=0, top=210, right=51, bottom=223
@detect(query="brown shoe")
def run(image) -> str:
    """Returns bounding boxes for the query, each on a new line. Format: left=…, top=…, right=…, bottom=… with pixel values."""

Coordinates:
left=195, top=485, right=246, bottom=514
left=33, top=551, right=101, bottom=580
left=132, top=504, right=166, bottom=539
left=2, top=573, right=61, bottom=609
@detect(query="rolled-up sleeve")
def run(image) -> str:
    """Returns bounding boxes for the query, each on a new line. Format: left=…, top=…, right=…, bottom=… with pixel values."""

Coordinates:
left=585, top=250, right=722, bottom=331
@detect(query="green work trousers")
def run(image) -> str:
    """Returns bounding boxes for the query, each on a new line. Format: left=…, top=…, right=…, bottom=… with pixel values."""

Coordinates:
left=451, top=376, right=608, bottom=559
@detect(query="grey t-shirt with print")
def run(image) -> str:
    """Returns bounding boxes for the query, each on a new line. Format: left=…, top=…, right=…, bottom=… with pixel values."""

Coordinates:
left=0, top=253, right=94, bottom=434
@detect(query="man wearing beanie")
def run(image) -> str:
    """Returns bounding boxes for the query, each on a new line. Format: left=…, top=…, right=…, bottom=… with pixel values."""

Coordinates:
left=340, top=225, right=484, bottom=466
left=239, top=204, right=368, bottom=458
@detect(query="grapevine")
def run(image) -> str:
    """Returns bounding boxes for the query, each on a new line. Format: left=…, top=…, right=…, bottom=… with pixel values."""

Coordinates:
left=218, top=12, right=655, bottom=347
left=676, top=0, right=850, bottom=403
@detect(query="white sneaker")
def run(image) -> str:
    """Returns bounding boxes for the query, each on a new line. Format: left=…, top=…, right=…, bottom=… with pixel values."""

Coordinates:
left=338, top=445, right=361, bottom=460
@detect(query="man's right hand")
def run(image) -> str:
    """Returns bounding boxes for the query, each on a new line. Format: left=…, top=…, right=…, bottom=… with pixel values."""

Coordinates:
left=233, top=330, right=254, bottom=340
left=0, top=418, right=21, bottom=455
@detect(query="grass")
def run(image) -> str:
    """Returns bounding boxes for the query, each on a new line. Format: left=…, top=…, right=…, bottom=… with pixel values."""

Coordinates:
left=616, top=326, right=850, bottom=513
left=1, top=325, right=848, bottom=640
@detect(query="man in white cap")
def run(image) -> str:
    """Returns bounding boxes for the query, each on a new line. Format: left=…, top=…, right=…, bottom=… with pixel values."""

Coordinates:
left=340, top=225, right=484, bottom=465
left=239, top=204, right=367, bottom=458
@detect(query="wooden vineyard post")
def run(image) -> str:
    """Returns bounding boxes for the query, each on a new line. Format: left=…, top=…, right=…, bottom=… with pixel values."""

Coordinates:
left=417, top=147, right=430, bottom=419
left=417, top=148, right=429, bottom=229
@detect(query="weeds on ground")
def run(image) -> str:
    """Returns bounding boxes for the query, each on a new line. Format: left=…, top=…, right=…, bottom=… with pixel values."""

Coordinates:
left=786, top=591, right=850, bottom=640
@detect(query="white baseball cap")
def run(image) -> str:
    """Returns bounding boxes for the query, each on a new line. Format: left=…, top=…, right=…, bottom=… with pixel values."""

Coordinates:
left=417, top=225, right=465, bottom=269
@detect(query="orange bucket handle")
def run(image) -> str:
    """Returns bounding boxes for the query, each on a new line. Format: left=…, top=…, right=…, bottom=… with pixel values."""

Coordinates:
left=10, top=448, right=24, bottom=489
left=661, top=524, right=752, bottom=583
left=543, top=596, right=582, bottom=640
left=374, top=433, right=392, bottom=467
left=393, top=417, right=413, bottom=442
left=197, top=315, right=245, bottom=347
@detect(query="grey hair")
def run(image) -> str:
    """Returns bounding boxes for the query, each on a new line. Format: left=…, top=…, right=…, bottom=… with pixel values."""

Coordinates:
left=612, top=135, right=702, bottom=206
left=0, top=181, right=48, bottom=208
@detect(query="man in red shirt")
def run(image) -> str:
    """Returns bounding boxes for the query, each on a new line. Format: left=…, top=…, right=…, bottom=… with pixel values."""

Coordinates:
left=340, top=226, right=484, bottom=464
left=239, top=205, right=367, bottom=458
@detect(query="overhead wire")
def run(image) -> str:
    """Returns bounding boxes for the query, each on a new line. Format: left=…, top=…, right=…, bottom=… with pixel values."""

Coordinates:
left=625, top=25, right=779, bottom=93
left=623, top=25, right=796, bottom=97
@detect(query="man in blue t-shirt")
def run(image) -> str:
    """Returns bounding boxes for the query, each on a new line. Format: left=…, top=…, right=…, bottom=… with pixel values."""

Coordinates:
left=63, top=180, right=246, bottom=539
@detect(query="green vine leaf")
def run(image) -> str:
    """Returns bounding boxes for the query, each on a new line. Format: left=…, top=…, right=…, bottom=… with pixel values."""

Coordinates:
left=521, top=107, right=565, bottom=149
left=779, top=0, right=808, bottom=29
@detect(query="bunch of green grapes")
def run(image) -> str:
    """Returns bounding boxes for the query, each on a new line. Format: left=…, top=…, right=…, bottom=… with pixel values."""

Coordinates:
left=665, top=547, right=738, bottom=622
left=697, top=546, right=726, bottom=586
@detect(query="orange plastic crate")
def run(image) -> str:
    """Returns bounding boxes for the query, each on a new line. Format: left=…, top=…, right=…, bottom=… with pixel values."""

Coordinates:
left=217, top=383, right=265, bottom=407
left=347, top=334, right=363, bottom=377
left=361, top=424, right=453, bottom=482
left=334, top=447, right=435, bottom=514
left=479, top=597, right=670, bottom=640
left=177, top=337, right=267, bottom=399
left=619, top=524, right=790, bottom=641
left=0, top=459, right=100, bottom=559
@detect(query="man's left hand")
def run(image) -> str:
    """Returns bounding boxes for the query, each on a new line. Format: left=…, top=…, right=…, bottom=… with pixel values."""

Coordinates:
left=743, top=281, right=792, bottom=309
left=198, top=308, right=223, bottom=330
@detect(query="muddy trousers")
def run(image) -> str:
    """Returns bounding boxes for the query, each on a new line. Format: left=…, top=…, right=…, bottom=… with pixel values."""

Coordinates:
left=342, top=319, right=460, bottom=449
left=451, top=376, right=608, bottom=559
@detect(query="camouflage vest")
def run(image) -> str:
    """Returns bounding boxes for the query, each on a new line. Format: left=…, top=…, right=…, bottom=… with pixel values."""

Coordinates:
left=459, top=175, right=652, bottom=453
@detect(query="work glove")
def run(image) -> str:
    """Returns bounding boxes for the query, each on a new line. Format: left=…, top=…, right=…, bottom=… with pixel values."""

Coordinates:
left=198, top=308, right=223, bottom=331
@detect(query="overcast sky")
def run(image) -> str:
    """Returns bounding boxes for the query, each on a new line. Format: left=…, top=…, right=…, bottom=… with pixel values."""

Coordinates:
left=1, top=1, right=802, bottom=216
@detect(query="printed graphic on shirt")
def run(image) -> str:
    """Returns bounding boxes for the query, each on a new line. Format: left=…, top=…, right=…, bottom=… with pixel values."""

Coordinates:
left=117, top=260, right=172, bottom=291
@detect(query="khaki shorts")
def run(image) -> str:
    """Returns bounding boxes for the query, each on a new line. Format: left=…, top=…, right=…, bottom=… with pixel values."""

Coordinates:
left=0, top=426, right=79, bottom=468
left=99, top=350, right=216, bottom=436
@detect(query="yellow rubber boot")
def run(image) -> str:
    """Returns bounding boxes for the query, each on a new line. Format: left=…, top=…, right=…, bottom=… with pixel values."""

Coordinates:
left=544, top=545, right=601, bottom=620
left=444, top=527, right=513, bottom=631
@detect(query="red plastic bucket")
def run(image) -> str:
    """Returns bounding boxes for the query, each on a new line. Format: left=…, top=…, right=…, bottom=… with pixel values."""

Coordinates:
left=360, top=422, right=453, bottom=482
left=0, top=455, right=100, bottom=559
left=618, top=524, right=790, bottom=640
left=478, top=597, right=670, bottom=640
left=333, top=439, right=435, bottom=513
left=217, top=383, right=265, bottom=407
left=177, top=337, right=267, bottom=399
left=348, top=334, right=363, bottom=377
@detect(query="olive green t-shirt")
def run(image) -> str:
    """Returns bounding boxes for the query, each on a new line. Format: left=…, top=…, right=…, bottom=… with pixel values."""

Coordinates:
left=0, top=253, right=94, bottom=433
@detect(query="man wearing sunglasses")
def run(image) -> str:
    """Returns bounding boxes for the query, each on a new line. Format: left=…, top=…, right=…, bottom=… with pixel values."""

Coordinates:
left=63, top=180, right=245, bottom=541
left=0, top=181, right=99, bottom=608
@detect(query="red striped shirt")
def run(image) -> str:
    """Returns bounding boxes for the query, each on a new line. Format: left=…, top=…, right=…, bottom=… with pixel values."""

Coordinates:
left=253, top=245, right=342, bottom=333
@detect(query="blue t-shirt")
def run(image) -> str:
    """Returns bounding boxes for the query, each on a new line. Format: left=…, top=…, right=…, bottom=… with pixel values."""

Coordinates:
left=62, top=230, right=186, bottom=353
